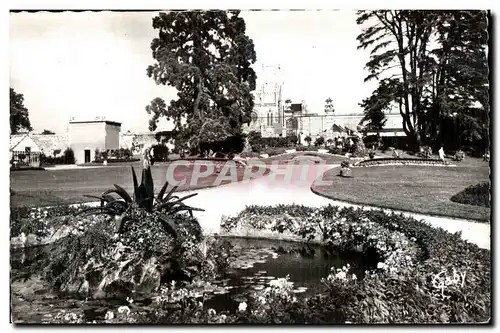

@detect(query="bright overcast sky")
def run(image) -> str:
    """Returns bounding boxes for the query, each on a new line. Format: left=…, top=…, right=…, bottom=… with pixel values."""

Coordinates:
left=10, top=10, right=377, bottom=133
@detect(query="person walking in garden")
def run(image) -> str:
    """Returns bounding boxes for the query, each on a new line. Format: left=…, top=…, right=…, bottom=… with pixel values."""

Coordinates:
left=439, top=146, right=445, bottom=161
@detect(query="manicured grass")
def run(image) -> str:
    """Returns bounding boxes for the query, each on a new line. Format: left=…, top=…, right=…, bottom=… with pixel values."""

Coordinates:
left=311, top=157, right=491, bottom=222
left=10, top=162, right=270, bottom=208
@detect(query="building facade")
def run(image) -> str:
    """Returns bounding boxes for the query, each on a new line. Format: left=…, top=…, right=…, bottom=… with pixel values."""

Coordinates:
left=244, top=64, right=285, bottom=137
left=68, top=118, right=121, bottom=164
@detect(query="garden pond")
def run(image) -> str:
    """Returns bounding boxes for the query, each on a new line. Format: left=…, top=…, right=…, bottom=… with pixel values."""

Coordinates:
left=11, top=237, right=368, bottom=323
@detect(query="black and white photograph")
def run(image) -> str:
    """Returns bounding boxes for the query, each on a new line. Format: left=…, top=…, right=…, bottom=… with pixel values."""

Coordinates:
left=8, top=3, right=492, bottom=325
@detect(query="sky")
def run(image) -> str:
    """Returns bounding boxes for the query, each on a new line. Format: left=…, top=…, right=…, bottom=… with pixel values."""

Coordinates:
left=9, top=10, right=377, bottom=134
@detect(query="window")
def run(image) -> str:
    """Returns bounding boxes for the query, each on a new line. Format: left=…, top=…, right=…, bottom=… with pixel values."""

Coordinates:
left=25, top=147, right=31, bottom=153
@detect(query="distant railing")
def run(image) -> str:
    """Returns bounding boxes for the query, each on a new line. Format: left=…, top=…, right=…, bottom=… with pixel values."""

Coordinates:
left=11, top=150, right=41, bottom=167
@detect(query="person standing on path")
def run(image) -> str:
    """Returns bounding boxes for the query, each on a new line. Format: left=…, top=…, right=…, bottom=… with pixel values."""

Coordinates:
left=438, top=146, right=445, bottom=161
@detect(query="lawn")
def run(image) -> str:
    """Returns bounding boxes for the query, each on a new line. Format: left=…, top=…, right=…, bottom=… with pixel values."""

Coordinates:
left=311, top=157, right=491, bottom=222
left=10, top=162, right=270, bottom=208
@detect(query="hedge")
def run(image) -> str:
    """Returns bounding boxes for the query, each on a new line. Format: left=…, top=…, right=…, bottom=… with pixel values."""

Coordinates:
left=450, top=182, right=490, bottom=208
left=355, top=158, right=451, bottom=167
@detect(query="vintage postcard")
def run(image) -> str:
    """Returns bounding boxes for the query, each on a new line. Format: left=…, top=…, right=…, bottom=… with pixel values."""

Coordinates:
left=9, top=7, right=491, bottom=325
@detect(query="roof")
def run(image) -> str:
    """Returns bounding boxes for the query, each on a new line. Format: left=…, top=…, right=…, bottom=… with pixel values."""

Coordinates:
left=331, top=124, right=345, bottom=132
left=31, top=134, right=69, bottom=153
left=69, top=120, right=122, bottom=127
left=9, top=133, right=29, bottom=151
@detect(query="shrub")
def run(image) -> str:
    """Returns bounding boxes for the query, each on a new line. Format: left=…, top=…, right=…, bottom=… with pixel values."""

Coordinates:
left=152, top=144, right=170, bottom=162
left=453, top=150, right=465, bottom=162
left=63, top=148, right=75, bottom=164
left=450, top=182, right=490, bottom=208
left=328, top=147, right=342, bottom=155
left=304, top=136, right=312, bottom=146
left=363, top=134, right=380, bottom=149
left=314, top=136, right=325, bottom=147
left=240, top=151, right=260, bottom=158
left=266, top=147, right=287, bottom=156
left=259, top=136, right=298, bottom=149
left=418, top=146, right=432, bottom=159
left=247, top=131, right=262, bottom=152
left=368, top=150, right=376, bottom=159
left=289, top=134, right=299, bottom=146
left=296, top=146, right=318, bottom=152
left=356, top=158, right=450, bottom=167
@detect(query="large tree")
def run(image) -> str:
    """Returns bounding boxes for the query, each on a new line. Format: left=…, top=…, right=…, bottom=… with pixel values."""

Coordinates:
left=356, top=10, right=489, bottom=151
left=358, top=79, right=393, bottom=133
left=10, top=88, right=32, bottom=134
left=431, top=11, right=489, bottom=152
left=145, top=10, right=257, bottom=151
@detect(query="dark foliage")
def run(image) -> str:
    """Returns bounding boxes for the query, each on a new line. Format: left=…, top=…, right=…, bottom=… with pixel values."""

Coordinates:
left=450, top=182, right=490, bottom=208
left=356, top=157, right=450, bottom=167
left=145, top=11, right=257, bottom=151
left=151, top=144, right=170, bottom=162
left=314, top=136, right=326, bottom=147
left=10, top=87, right=32, bottom=134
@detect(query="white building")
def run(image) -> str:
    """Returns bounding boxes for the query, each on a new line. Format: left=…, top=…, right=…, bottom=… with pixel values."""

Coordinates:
left=244, top=64, right=285, bottom=137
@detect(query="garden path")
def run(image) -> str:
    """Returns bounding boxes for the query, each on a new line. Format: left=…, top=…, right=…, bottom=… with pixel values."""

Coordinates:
left=181, top=163, right=491, bottom=250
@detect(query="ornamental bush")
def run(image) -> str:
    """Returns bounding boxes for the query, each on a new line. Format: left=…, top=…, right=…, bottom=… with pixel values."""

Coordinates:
left=453, top=150, right=466, bottom=162
left=314, top=136, right=325, bottom=147
left=450, top=182, right=490, bottom=208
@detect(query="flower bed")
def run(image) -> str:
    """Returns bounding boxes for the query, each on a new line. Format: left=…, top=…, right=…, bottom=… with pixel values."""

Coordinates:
left=10, top=205, right=87, bottom=247
left=216, top=204, right=490, bottom=323
left=355, top=157, right=452, bottom=167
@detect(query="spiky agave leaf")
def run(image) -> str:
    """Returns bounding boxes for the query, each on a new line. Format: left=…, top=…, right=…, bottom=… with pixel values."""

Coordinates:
left=161, top=184, right=179, bottom=203
left=131, top=166, right=142, bottom=205
left=169, top=205, right=205, bottom=217
left=157, top=193, right=200, bottom=211
left=113, top=184, right=133, bottom=203
left=157, top=213, right=178, bottom=238
left=141, top=166, right=154, bottom=212
left=83, top=193, right=118, bottom=207
left=157, top=180, right=170, bottom=203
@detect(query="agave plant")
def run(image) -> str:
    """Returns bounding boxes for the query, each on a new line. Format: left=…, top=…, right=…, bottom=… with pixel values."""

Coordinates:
left=77, top=166, right=204, bottom=237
